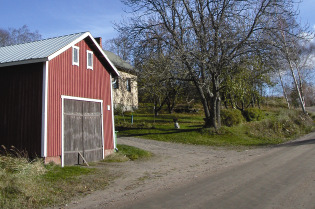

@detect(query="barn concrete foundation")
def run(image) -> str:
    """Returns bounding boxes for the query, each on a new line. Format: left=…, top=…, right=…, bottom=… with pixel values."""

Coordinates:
left=104, top=149, right=115, bottom=157
left=45, top=156, right=61, bottom=165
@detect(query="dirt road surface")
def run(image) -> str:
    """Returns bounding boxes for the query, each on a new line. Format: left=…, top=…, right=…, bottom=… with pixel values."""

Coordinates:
left=66, top=133, right=315, bottom=209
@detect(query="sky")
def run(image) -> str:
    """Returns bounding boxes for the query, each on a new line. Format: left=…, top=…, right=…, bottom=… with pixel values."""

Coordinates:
left=1, top=0, right=315, bottom=44
left=0, top=0, right=131, bottom=42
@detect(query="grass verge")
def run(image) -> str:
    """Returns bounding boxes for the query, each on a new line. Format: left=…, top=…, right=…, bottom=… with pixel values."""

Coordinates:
left=104, top=144, right=152, bottom=162
left=0, top=153, right=111, bottom=209
left=0, top=143, right=152, bottom=208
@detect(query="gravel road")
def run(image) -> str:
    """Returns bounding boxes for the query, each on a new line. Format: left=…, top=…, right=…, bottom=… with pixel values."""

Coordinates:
left=119, top=133, right=315, bottom=209
left=66, top=136, right=275, bottom=209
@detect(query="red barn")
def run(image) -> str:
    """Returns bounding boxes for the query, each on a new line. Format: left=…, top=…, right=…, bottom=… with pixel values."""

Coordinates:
left=0, top=32, right=119, bottom=166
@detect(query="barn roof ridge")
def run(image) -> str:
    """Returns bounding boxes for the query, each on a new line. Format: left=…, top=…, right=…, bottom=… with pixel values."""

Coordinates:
left=1, top=31, right=88, bottom=47
left=0, top=32, right=119, bottom=76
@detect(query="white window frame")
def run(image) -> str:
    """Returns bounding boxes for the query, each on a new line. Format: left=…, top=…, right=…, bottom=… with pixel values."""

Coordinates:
left=72, top=46, right=79, bottom=66
left=126, top=78, right=131, bottom=92
left=87, top=50, right=93, bottom=70
left=112, top=77, right=119, bottom=89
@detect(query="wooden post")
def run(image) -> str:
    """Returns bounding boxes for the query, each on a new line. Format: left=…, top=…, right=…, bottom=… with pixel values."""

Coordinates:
left=78, top=152, right=89, bottom=166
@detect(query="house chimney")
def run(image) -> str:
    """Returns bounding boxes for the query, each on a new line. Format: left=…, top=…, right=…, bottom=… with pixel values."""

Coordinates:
left=95, top=37, right=102, bottom=49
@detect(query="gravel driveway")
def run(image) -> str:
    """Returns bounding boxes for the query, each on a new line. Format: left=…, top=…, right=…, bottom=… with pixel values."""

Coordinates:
left=66, top=136, right=274, bottom=209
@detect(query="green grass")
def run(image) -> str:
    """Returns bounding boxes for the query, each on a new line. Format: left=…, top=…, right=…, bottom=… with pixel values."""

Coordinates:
left=0, top=155, right=111, bottom=209
left=0, top=143, right=153, bottom=208
left=115, top=108, right=314, bottom=147
left=104, top=144, right=152, bottom=162
left=116, top=144, right=152, bottom=160
left=43, top=164, right=94, bottom=181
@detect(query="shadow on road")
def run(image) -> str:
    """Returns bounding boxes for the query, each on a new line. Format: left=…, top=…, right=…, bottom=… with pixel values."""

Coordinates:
left=277, top=138, right=315, bottom=147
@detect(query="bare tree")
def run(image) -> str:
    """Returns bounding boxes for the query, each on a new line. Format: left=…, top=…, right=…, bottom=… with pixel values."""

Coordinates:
left=0, top=29, right=10, bottom=47
left=105, top=35, right=133, bottom=63
left=120, top=0, right=300, bottom=129
left=0, top=25, right=41, bottom=47
left=267, top=12, right=314, bottom=113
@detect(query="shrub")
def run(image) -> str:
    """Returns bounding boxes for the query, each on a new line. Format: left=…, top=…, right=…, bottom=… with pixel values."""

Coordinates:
left=246, top=109, right=314, bottom=140
left=243, top=107, right=264, bottom=122
left=114, top=104, right=125, bottom=115
left=221, top=109, right=245, bottom=127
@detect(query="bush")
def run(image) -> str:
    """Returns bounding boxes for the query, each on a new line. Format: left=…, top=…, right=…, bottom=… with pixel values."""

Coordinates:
left=221, top=109, right=244, bottom=127
left=243, top=108, right=264, bottom=122
left=246, top=109, right=314, bottom=140
left=114, top=104, right=125, bottom=115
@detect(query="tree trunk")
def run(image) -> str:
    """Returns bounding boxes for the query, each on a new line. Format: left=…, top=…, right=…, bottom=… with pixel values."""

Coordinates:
left=278, top=69, right=290, bottom=109
left=216, top=97, right=221, bottom=129
left=208, top=89, right=221, bottom=130
left=194, top=81, right=212, bottom=127
left=288, top=60, right=307, bottom=114
left=280, top=24, right=306, bottom=114
left=296, top=66, right=306, bottom=107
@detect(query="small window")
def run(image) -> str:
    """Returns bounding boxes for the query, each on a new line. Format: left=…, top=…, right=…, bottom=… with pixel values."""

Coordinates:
left=126, top=79, right=131, bottom=92
left=72, top=46, right=79, bottom=66
left=87, top=50, right=93, bottom=70
left=113, top=77, right=119, bottom=89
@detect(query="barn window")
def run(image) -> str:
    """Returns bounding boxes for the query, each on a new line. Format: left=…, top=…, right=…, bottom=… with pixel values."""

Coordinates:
left=87, top=50, right=93, bottom=70
left=113, top=77, right=119, bottom=89
left=72, top=46, right=79, bottom=66
left=126, top=79, right=131, bottom=92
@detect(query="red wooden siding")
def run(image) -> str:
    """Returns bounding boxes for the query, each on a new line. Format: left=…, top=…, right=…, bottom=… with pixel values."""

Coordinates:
left=47, top=38, right=113, bottom=157
left=0, top=63, right=43, bottom=157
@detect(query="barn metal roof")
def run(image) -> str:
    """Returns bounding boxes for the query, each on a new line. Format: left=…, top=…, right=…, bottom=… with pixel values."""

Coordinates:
left=0, top=32, right=86, bottom=66
left=0, top=32, right=119, bottom=76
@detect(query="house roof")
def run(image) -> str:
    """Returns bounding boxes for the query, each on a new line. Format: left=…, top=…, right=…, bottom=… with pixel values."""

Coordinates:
left=103, top=50, right=136, bottom=75
left=0, top=32, right=119, bottom=76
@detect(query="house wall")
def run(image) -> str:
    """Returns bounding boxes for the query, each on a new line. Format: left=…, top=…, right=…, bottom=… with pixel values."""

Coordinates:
left=113, top=71, right=138, bottom=111
left=0, top=63, right=43, bottom=157
left=46, top=38, right=114, bottom=159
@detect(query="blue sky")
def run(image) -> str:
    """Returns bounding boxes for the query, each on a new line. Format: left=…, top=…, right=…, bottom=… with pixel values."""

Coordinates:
left=0, top=0, right=130, bottom=42
left=1, top=0, right=315, bottom=43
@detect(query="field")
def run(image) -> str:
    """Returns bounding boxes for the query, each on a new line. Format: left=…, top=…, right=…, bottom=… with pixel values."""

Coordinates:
left=115, top=106, right=314, bottom=147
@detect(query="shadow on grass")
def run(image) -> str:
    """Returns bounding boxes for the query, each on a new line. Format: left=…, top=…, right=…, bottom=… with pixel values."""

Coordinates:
left=117, top=127, right=202, bottom=137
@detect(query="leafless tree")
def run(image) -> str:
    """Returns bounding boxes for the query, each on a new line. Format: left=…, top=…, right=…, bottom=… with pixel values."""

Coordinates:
left=0, top=29, right=10, bottom=47
left=265, top=10, right=314, bottom=113
left=0, top=25, right=41, bottom=47
left=120, top=0, right=301, bottom=129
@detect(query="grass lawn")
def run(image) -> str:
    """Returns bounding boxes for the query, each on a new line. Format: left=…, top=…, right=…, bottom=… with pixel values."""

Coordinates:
left=115, top=108, right=314, bottom=147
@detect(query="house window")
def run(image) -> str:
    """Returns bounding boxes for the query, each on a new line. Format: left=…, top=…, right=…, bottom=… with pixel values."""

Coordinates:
left=113, top=77, right=119, bottom=89
left=126, top=79, right=131, bottom=92
left=87, top=50, right=93, bottom=70
left=72, top=46, right=79, bottom=66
